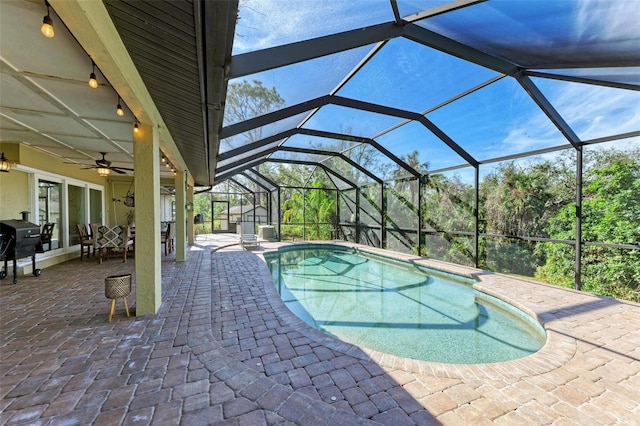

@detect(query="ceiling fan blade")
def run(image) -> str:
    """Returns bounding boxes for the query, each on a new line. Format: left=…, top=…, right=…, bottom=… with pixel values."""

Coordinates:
left=112, top=168, right=127, bottom=174
left=113, top=167, right=134, bottom=171
left=81, top=166, right=98, bottom=170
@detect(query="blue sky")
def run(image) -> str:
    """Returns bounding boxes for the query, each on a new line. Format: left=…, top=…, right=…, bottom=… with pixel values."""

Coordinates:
left=227, top=0, right=640, bottom=183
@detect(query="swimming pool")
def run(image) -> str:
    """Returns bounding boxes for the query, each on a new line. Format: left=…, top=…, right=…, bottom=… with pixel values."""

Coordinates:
left=265, top=245, right=546, bottom=364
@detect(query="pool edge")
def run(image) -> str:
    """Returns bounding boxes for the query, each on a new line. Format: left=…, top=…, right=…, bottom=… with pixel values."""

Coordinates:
left=257, top=241, right=577, bottom=380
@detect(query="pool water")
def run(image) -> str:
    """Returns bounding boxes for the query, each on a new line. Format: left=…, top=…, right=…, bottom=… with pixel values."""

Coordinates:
left=265, top=245, right=546, bottom=364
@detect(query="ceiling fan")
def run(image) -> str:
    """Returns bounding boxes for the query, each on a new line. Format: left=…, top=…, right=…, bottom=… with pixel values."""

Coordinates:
left=68, top=152, right=133, bottom=176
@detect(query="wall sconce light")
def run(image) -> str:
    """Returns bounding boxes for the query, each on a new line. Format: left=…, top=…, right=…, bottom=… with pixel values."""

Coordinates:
left=133, top=119, right=140, bottom=133
left=116, top=96, right=124, bottom=116
left=0, top=152, right=11, bottom=173
left=41, top=0, right=54, bottom=38
left=97, top=167, right=111, bottom=177
left=88, top=61, right=98, bottom=89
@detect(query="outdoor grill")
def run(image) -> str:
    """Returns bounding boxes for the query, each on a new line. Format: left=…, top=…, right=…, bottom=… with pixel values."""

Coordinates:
left=0, top=219, right=43, bottom=284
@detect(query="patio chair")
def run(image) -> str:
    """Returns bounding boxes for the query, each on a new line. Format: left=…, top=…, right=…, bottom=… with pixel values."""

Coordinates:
left=240, top=233, right=260, bottom=250
left=76, top=223, right=94, bottom=260
left=96, top=225, right=133, bottom=264
left=161, top=222, right=175, bottom=256
left=40, top=223, right=55, bottom=251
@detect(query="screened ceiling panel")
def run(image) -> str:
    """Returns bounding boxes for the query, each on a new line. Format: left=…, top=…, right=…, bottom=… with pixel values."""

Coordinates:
left=336, top=37, right=499, bottom=113
left=243, top=169, right=277, bottom=190
left=210, top=0, right=638, bottom=192
left=322, top=156, right=369, bottom=186
left=232, top=0, right=393, bottom=55
left=219, top=111, right=310, bottom=153
left=305, top=168, right=336, bottom=189
left=282, top=134, right=362, bottom=152
left=426, top=77, right=570, bottom=160
left=265, top=162, right=315, bottom=186
left=418, top=1, right=640, bottom=68
left=375, top=121, right=467, bottom=172
left=225, top=46, right=374, bottom=127
left=302, top=105, right=405, bottom=138
left=396, top=0, right=461, bottom=18
left=268, top=151, right=331, bottom=163
left=534, top=68, right=640, bottom=86
left=217, top=139, right=284, bottom=169
left=532, top=77, right=640, bottom=141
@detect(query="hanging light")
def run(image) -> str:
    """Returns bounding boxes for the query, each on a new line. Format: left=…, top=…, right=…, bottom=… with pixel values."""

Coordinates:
left=97, top=167, right=111, bottom=177
left=0, top=153, right=11, bottom=173
left=88, top=61, right=98, bottom=89
left=116, top=96, right=124, bottom=116
left=133, top=119, right=139, bottom=133
left=40, top=1, right=54, bottom=38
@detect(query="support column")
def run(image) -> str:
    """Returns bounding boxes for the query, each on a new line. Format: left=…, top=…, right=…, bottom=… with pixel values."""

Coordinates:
left=355, top=187, right=360, bottom=244
left=335, top=190, right=340, bottom=240
left=417, top=176, right=423, bottom=256
left=474, top=166, right=480, bottom=268
left=175, top=171, right=186, bottom=262
left=302, top=189, right=306, bottom=241
left=187, top=185, right=194, bottom=245
left=381, top=183, right=387, bottom=249
left=277, top=187, right=281, bottom=241
left=133, top=123, right=161, bottom=316
left=575, top=147, right=583, bottom=290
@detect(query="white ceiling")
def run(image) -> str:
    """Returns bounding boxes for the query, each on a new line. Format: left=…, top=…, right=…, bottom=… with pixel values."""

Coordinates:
left=0, top=0, right=172, bottom=176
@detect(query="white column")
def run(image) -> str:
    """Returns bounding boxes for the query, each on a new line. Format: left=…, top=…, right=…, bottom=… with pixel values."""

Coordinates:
left=133, top=123, right=161, bottom=315
left=175, top=170, right=186, bottom=262
left=187, top=185, right=195, bottom=245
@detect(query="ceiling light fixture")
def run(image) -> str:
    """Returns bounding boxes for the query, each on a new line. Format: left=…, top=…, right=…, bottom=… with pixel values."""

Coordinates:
left=116, top=96, right=124, bottom=116
left=41, top=1, right=54, bottom=38
left=97, top=167, right=111, bottom=177
left=88, top=61, right=98, bottom=89
left=0, top=153, right=11, bottom=173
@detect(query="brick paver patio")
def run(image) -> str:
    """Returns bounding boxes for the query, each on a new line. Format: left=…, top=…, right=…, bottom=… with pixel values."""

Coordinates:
left=1, top=235, right=639, bottom=425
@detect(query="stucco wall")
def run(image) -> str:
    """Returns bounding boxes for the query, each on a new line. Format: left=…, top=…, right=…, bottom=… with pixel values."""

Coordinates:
left=0, top=169, right=30, bottom=220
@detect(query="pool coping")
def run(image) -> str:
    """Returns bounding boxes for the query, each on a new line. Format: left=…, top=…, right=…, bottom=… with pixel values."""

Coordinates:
left=256, top=241, right=577, bottom=380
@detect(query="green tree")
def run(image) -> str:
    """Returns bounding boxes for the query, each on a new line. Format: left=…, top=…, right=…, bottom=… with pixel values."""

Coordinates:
left=537, top=149, right=640, bottom=302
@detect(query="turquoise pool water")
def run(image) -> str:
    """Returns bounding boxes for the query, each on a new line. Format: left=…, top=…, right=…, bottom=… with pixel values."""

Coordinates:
left=265, top=245, right=546, bottom=364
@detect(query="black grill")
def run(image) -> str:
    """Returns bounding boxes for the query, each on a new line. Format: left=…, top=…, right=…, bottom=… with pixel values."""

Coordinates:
left=0, top=219, right=43, bottom=284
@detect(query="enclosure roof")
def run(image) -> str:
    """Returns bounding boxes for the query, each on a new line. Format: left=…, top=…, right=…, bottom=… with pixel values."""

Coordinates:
left=215, top=0, right=639, bottom=189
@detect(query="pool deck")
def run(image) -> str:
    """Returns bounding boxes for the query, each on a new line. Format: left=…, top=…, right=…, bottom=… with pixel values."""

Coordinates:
left=1, top=234, right=639, bottom=425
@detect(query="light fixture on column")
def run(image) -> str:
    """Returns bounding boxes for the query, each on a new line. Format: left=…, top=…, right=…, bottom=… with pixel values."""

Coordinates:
left=0, top=153, right=11, bottom=172
left=133, top=119, right=139, bottom=133
left=116, top=96, right=124, bottom=116
left=97, top=167, right=111, bottom=177
left=40, top=0, right=54, bottom=38
left=88, top=61, right=98, bottom=89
